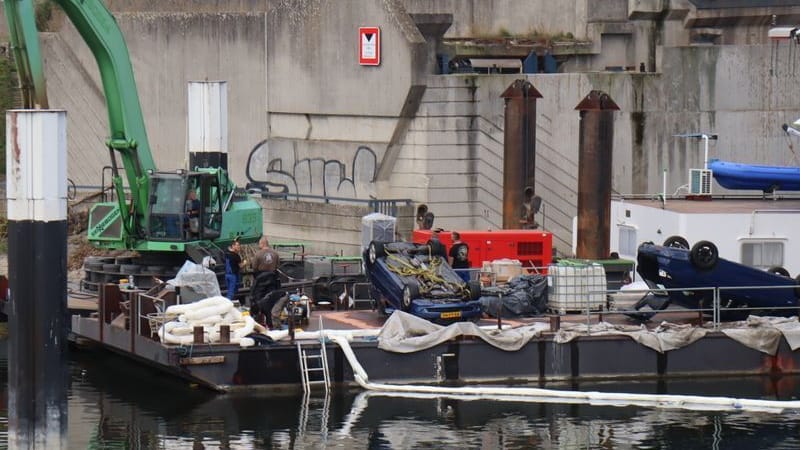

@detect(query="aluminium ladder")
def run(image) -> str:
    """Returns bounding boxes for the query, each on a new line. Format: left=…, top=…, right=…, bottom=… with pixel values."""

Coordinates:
left=297, top=316, right=330, bottom=393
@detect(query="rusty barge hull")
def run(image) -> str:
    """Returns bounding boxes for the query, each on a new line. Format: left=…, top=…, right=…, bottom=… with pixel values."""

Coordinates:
left=69, top=313, right=800, bottom=392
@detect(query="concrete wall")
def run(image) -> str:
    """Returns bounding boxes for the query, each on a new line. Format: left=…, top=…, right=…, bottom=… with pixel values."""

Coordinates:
left=258, top=0, right=428, bottom=200
left=396, top=55, right=800, bottom=255
left=258, top=197, right=415, bottom=255
left=4, top=0, right=800, bottom=259
left=401, top=0, right=589, bottom=39
left=43, top=11, right=267, bottom=188
left=387, top=75, right=495, bottom=231
left=267, top=0, right=427, bottom=117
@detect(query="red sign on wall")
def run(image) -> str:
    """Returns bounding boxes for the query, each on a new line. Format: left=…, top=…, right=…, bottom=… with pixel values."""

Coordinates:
left=359, top=27, right=380, bottom=66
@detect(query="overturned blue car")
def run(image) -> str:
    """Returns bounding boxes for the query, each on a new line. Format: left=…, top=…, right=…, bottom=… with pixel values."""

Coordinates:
left=364, top=241, right=483, bottom=323
left=636, top=240, right=800, bottom=319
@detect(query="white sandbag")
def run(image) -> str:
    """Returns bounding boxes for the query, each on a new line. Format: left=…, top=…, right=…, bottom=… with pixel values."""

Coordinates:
left=159, top=321, right=205, bottom=345
left=233, top=316, right=256, bottom=340
left=170, top=326, right=195, bottom=336
left=181, top=302, right=233, bottom=321
left=189, top=314, right=225, bottom=326
left=223, top=308, right=243, bottom=322
left=166, top=296, right=231, bottom=316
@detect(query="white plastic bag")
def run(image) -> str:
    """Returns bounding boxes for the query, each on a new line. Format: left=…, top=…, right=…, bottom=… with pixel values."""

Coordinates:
left=167, top=260, right=222, bottom=300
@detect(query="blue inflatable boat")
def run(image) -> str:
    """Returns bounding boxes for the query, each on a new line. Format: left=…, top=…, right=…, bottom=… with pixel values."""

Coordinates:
left=708, top=159, right=800, bottom=192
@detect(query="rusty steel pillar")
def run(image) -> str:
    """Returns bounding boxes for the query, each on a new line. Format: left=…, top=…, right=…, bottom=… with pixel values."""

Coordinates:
left=501, top=79, right=542, bottom=229
left=575, top=90, right=619, bottom=259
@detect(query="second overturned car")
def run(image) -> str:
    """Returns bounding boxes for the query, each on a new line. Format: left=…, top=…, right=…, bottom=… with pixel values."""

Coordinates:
left=636, top=240, right=800, bottom=319
left=364, top=241, right=483, bottom=323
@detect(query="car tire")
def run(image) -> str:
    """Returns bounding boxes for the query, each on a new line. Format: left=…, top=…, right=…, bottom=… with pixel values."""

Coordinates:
left=401, top=281, right=420, bottom=312
left=663, top=235, right=690, bottom=250
left=368, top=241, right=387, bottom=265
left=689, top=240, right=718, bottom=271
left=768, top=266, right=791, bottom=277
left=467, top=280, right=482, bottom=300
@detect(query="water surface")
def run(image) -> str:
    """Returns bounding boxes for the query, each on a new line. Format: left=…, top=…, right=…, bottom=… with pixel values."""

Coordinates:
left=1, top=341, right=799, bottom=449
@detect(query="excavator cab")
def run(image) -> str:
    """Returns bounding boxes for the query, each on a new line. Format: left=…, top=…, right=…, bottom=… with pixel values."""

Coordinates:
left=146, top=171, right=223, bottom=242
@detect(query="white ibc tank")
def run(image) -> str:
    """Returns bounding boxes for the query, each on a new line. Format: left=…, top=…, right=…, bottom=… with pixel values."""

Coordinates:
left=361, top=212, right=397, bottom=253
left=547, top=263, right=607, bottom=314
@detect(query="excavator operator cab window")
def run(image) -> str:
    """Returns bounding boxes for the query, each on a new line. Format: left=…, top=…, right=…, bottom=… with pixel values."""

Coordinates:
left=147, top=175, right=193, bottom=241
left=196, top=174, right=222, bottom=240
left=147, top=173, right=223, bottom=242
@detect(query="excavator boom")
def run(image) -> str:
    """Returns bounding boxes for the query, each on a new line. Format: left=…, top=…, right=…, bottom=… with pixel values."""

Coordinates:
left=4, top=0, right=262, bottom=264
left=5, top=0, right=155, bottom=241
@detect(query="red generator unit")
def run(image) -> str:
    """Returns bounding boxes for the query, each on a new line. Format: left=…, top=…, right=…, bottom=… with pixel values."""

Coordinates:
left=411, top=229, right=553, bottom=271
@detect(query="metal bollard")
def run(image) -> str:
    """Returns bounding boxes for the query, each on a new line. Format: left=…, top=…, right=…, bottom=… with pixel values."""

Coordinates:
left=220, top=325, right=230, bottom=343
left=193, top=326, right=204, bottom=344
left=549, top=314, right=561, bottom=332
left=288, top=312, right=295, bottom=341
left=497, top=293, right=503, bottom=329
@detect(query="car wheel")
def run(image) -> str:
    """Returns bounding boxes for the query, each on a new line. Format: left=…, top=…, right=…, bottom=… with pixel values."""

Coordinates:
left=368, top=241, right=387, bottom=265
left=768, top=266, right=791, bottom=277
left=401, top=282, right=420, bottom=312
left=467, top=280, right=482, bottom=300
left=689, top=240, right=718, bottom=270
left=663, top=235, right=690, bottom=250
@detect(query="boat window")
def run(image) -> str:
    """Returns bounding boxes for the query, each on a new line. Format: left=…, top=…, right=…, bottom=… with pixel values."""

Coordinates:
left=741, top=241, right=784, bottom=269
left=618, top=225, right=637, bottom=257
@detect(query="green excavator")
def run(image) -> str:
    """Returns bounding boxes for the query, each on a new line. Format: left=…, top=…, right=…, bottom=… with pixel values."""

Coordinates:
left=4, top=0, right=262, bottom=286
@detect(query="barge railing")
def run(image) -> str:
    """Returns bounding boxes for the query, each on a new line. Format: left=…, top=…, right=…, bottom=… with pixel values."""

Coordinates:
left=257, top=191, right=414, bottom=217
left=584, top=284, right=800, bottom=331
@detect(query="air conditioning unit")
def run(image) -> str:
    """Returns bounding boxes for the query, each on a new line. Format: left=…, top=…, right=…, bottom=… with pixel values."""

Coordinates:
left=689, top=169, right=713, bottom=195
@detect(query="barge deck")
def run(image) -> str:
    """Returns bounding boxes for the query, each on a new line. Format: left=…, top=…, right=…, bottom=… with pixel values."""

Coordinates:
left=60, top=282, right=800, bottom=394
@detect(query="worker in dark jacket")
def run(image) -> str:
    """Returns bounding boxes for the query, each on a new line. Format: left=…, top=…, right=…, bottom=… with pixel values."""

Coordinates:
left=449, top=231, right=471, bottom=281
left=427, top=228, right=448, bottom=260
left=225, top=238, right=245, bottom=300
left=251, top=235, right=280, bottom=278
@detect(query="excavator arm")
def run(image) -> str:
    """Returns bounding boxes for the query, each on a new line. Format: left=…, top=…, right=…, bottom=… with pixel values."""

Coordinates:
left=4, top=0, right=46, bottom=108
left=4, top=0, right=155, bottom=241
left=5, top=0, right=262, bottom=257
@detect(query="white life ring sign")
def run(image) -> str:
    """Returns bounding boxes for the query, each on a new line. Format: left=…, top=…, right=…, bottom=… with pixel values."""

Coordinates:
left=359, top=27, right=380, bottom=66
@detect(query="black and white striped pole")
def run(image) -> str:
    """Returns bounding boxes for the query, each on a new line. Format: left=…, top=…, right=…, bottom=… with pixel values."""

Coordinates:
left=188, top=81, right=228, bottom=171
left=6, top=109, right=68, bottom=449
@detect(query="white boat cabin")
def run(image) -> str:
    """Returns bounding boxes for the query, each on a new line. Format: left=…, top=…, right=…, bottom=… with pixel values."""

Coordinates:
left=608, top=197, right=800, bottom=277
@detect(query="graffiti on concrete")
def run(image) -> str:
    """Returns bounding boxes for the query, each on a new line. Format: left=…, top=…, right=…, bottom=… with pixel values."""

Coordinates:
left=246, top=139, right=377, bottom=198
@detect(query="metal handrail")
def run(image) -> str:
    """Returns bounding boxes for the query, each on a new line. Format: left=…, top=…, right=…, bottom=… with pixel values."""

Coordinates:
left=588, top=286, right=716, bottom=329
left=137, top=293, right=168, bottom=339
left=258, top=191, right=413, bottom=215
left=584, top=283, right=800, bottom=330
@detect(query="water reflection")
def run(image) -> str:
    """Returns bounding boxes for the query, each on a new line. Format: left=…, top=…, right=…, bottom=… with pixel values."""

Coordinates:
left=1, top=345, right=800, bottom=449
